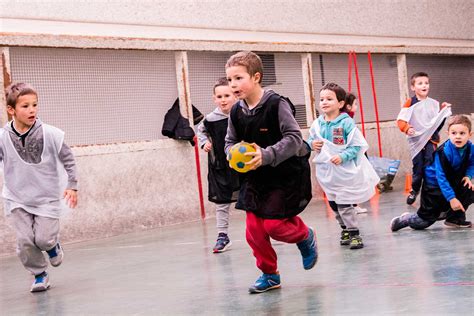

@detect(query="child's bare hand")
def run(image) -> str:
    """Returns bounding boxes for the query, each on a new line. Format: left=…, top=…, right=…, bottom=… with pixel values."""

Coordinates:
left=407, top=127, right=415, bottom=136
left=462, top=177, right=473, bottom=190
left=449, top=198, right=465, bottom=212
left=330, top=155, right=342, bottom=165
left=203, top=141, right=212, bottom=152
left=64, top=189, right=78, bottom=209
left=311, top=140, right=323, bottom=152
left=441, top=102, right=452, bottom=108
left=245, top=143, right=262, bottom=170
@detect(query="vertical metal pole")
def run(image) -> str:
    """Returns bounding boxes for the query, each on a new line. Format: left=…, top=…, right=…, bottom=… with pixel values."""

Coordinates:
left=1, top=47, right=12, bottom=125
left=301, top=53, right=317, bottom=127
left=396, top=54, right=409, bottom=107
left=175, top=51, right=206, bottom=220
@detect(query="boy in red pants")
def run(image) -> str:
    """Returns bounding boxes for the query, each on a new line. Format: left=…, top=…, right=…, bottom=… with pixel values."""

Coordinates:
left=225, top=51, right=316, bottom=294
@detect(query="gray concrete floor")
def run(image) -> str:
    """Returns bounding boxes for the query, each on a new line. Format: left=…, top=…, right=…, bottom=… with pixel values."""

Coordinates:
left=0, top=191, right=473, bottom=315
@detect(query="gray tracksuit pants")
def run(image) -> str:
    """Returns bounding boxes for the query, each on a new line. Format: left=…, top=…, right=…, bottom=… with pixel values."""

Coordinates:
left=9, top=208, right=59, bottom=275
left=216, top=203, right=231, bottom=234
left=328, top=201, right=359, bottom=232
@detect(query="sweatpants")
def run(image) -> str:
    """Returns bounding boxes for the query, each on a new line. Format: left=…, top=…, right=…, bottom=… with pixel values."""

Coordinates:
left=328, top=201, right=359, bottom=232
left=245, top=211, right=309, bottom=274
left=216, top=203, right=231, bottom=234
left=411, top=141, right=436, bottom=193
left=9, top=208, right=60, bottom=276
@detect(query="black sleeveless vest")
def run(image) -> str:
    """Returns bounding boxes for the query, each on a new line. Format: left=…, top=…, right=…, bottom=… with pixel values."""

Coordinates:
left=203, top=118, right=240, bottom=203
left=230, top=94, right=312, bottom=219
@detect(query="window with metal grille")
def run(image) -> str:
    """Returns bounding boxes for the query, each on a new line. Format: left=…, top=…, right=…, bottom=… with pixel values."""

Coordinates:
left=9, top=47, right=178, bottom=146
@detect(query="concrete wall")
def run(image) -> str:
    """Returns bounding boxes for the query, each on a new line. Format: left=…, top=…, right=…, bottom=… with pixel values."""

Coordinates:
left=1, top=1, right=473, bottom=55
left=0, top=139, right=212, bottom=255
left=1, top=0, right=472, bottom=40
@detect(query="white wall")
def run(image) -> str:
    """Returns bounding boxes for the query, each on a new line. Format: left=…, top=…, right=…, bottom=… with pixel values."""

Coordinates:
left=1, top=0, right=472, bottom=40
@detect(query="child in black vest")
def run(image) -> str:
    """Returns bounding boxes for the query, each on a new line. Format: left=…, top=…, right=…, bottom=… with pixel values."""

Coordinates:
left=391, top=115, right=473, bottom=232
left=224, top=51, right=316, bottom=294
left=197, top=77, right=240, bottom=253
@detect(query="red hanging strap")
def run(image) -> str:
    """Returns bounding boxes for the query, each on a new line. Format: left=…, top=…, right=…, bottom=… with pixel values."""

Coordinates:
left=351, top=52, right=366, bottom=137
left=348, top=52, right=353, bottom=92
left=367, top=51, right=383, bottom=157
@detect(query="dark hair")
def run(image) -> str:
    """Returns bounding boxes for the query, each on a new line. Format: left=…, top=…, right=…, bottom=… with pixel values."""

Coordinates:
left=213, top=77, right=229, bottom=93
left=448, top=115, right=472, bottom=132
left=5, top=82, right=38, bottom=108
left=225, top=51, right=263, bottom=83
left=410, top=72, right=429, bottom=85
left=343, top=92, right=357, bottom=113
left=320, top=83, right=348, bottom=113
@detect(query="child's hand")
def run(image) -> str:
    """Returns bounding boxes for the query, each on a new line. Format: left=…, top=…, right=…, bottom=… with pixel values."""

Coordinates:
left=330, top=155, right=342, bottom=165
left=449, top=198, right=465, bottom=212
left=462, top=177, right=473, bottom=190
left=64, top=189, right=78, bottom=209
left=441, top=102, right=452, bottom=108
left=407, top=127, right=415, bottom=136
left=245, top=143, right=262, bottom=170
left=311, top=140, right=323, bottom=152
left=203, top=141, right=212, bottom=152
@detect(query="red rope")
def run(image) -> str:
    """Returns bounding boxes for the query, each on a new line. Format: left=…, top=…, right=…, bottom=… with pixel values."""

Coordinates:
left=351, top=51, right=366, bottom=137
left=348, top=52, right=352, bottom=92
left=367, top=51, right=383, bottom=157
left=193, top=135, right=206, bottom=219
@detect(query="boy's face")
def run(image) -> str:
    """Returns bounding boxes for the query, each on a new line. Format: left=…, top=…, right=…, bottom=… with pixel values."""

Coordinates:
left=225, top=65, right=261, bottom=101
left=319, top=89, right=344, bottom=116
left=213, top=85, right=236, bottom=115
left=7, top=93, right=38, bottom=131
left=411, top=76, right=430, bottom=100
left=448, top=124, right=472, bottom=148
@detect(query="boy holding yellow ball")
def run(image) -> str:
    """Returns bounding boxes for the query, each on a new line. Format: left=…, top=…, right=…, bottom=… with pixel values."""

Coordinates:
left=224, top=51, right=315, bottom=294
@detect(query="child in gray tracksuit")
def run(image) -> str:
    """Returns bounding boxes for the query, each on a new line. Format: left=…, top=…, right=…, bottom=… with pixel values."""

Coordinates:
left=2, top=82, right=78, bottom=292
left=197, top=77, right=240, bottom=253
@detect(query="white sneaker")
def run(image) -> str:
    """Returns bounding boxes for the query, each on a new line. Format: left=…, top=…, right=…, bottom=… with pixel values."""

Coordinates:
left=30, top=272, right=50, bottom=292
left=47, top=243, right=64, bottom=267
left=355, top=206, right=368, bottom=214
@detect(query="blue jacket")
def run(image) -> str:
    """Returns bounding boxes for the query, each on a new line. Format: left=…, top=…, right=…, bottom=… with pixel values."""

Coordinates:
left=424, top=140, right=474, bottom=201
left=307, top=113, right=361, bottom=163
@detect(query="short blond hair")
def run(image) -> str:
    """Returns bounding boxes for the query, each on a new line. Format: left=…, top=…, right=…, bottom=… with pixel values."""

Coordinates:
left=225, top=51, right=263, bottom=83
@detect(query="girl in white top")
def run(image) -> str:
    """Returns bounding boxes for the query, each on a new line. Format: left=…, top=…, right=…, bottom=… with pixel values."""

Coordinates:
left=307, top=83, right=378, bottom=250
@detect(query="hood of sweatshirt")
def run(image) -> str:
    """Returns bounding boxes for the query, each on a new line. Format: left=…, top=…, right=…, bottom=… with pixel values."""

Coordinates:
left=318, top=112, right=351, bottom=127
left=4, top=118, right=43, bottom=137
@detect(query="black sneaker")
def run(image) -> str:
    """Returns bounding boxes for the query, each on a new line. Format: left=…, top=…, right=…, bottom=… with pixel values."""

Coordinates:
left=349, top=235, right=364, bottom=250
left=406, top=191, right=418, bottom=205
left=340, top=230, right=350, bottom=246
left=213, top=233, right=232, bottom=253
left=444, top=219, right=472, bottom=228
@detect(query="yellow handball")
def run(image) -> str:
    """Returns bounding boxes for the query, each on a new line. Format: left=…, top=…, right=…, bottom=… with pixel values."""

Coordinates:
left=227, top=142, right=256, bottom=173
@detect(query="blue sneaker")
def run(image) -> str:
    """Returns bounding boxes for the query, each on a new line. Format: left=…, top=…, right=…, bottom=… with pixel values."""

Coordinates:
left=212, top=233, right=232, bottom=253
left=248, top=273, right=281, bottom=294
left=30, top=271, right=50, bottom=292
left=46, top=243, right=64, bottom=267
left=296, top=227, right=318, bottom=270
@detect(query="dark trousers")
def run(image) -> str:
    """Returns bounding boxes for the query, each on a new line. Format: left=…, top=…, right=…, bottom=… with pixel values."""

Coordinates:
left=413, top=182, right=472, bottom=229
left=411, top=142, right=437, bottom=193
